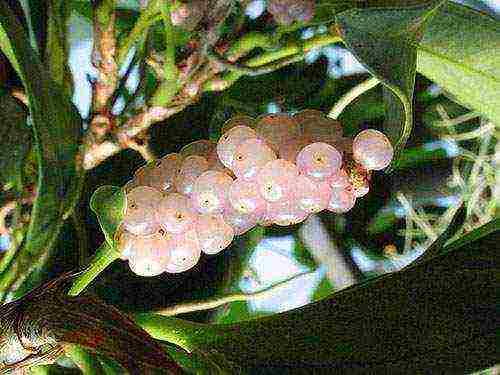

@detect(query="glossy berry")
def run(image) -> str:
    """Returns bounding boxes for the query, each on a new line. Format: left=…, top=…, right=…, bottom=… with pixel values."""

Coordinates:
left=165, top=229, right=201, bottom=273
left=256, top=159, right=298, bottom=202
left=296, top=142, right=342, bottom=180
left=295, top=175, right=331, bottom=213
left=145, top=153, right=182, bottom=193
left=232, top=138, right=277, bottom=180
left=180, top=140, right=215, bottom=159
left=254, top=113, right=301, bottom=153
left=266, top=198, right=308, bottom=226
left=228, top=177, right=266, bottom=217
left=221, top=115, right=255, bottom=134
left=352, top=129, right=394, bottom=170
left=123, top=186, right=162, bottom=236
left=217, top=125, right=257, bottom=169
left=223, top=204, right=260, bottom=235
left=127, top=231, right=173, bottom=277
left=267, top=0, right=315, bottom=25
left=327, top=185, right=356, bottom=213
left=174, top=155, right=209, bottom=196
left=156, top=193, right=198, bottom=233
left=196, top=214, right=234, bottom=255
left=191, top=170, right=233, bottom=214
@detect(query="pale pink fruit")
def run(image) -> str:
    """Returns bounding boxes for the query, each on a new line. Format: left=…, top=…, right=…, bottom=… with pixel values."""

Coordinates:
left=207, top=148, right=233, bottom=175
left=278, top=135, right=309, bottom=163
left=352, top=129, right=394, bottom=170
left=116, top=229, right=137, bottom=260
left=256, top=159, right=299, bottom=202
left=191, top=171, right=233, bottom=214
left=196, top=214, right=234, bottom=255
left=232, top=138, right=277, bottom=180
left=173, top=155, right=209, bottom=196
left=165, top=229, right=201, bottom=273
left=217, top=125, right=257, bottom=169
left=145, top=153, right=182, bottom=193
left=123, top=186, right=162, bottom=236
left=294, top=109, right=343, bottom=145
left=254, top=113, right=301, bottom=153
left=327, top=186, right=356, bottom=213
left=127, top=231, right=174, bottom=277
left=223, top=205, right=260, bottom=235
left=221, top=115, right=255, bottom=134
left=156, top=193, right=198, bottom=233
left=228, top=178, right=266, bottom=217
left=296, top=142, right=342, bottom=180
left=266, top=198, right=308, bottom=226
left=295, top=175, right=331, bottom=213
left=329, top=169, right=351, bottom=189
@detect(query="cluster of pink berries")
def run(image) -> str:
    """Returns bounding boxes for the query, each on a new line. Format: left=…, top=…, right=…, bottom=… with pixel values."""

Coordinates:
left=117, top=110, right=394, bottom=276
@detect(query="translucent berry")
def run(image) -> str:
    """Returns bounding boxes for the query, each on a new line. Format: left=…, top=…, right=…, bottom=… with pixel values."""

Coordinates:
left=352, top=129, right=394, bottom=170
left=221, top=115, right=255, bottom=134
left=278, top=135, right=309, bottom=163
left=207, top=148, right=233, bottom=175
left=145, top=153, right=182, bottom=193
left=327, top=185, right=356, bottom=213
left=156, top=193, right=198, bottom=233
left=223, top=205, right=260, bottom=235
left=228, top=178, right=266, bottom=217
left=174, top=155, right=209, bottom=196
left=232, top=138, right=277, bottom=180
left=165, top=229, right=201, bottom=273
left=296, top=142, right=342, bottom=180
left=329, top=169, right=351, bottom=189
left=196, top=214, right=234, bottom=255
left=266, top=198, right=308, bottom=226
left=295, top=175, right=331, bottom=213
left=127, top=231, right=174, bottom=277
left=254, top=113, right=301, bottom=153
left=123, top=186, right=162, bottom=236
left=294, top=109, right=343, bottom=145
left=191, top=170, right=233, bottom=214
left=256, top=159, right=298, bottom=202
left=116, top=229, right=137, bottom=260
left=123, top=179, right=141, bottom=194
left=180, top=140, right=215, bottom=159
left=217, top=125, right=257, bottom=169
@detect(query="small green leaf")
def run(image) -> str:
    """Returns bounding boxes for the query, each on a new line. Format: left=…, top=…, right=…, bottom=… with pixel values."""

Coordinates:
left=336, top=0, right=446, bottom=168
left=417, top=3, right=500, bottom=125
left=90, top=185, right=126, bottom=247
left=0, top=90, right=30, bottom=191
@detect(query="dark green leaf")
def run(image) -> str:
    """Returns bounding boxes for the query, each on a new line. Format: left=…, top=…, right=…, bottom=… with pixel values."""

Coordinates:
left=0, top=90, right=30, bottom=191
left=336, top=1, right=446, bottom=168
left=417, top=3, right=500, bottom=124
left=0, top=3, right=81, bottom=292
left=442, top=217, right=500, bottom=254
left=90, top=186, right=126, bottom=247
left=137, top=224, right=497, bottom=373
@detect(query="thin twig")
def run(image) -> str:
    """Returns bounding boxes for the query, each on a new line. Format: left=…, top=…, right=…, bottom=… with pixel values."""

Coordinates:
left=155, top=271, right=315, bottom=316
left=396, top=192, right=437, bottom=242
left=328, top=76, right=380, bottom=120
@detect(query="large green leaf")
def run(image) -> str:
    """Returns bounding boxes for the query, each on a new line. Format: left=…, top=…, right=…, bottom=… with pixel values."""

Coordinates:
left=336, top=1, right=446, bottom=167
left=0, top=89, right=30, bottom=191
left=0, top=3, right=81, bottom=292
left=136, top=221, right=498, bottom=373
left=417, top=3, right=500, bottom=125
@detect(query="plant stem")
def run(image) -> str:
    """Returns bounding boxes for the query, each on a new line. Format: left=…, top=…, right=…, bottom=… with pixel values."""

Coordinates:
left=68, top=242, right=119, bottom=296
left=328, top=76, right=380, bottom=119
left=154, top=271, right=314, bottom=316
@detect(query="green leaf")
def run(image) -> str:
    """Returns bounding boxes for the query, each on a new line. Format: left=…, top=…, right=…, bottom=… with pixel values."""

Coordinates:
left=0, top=3, right=81, bottom=292
left=90, top=185, right=126, bottom=247
left=136, top=222, right=497, bottom=372
left=336, top=1, right=446, bottom=168
left=416, top=3, right=500, bottom=125
left=442, top=217, right=500, bottom=254
left=0, top=90, right=30, bottom=191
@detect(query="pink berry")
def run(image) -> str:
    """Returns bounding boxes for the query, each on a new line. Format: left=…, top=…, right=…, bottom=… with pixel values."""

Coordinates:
left=165, top=229, right=201, bottom=273
left=294, top=109, right=343, bottom=145
left=232, top=138, right=277, bottom=180
left=327, top=185, right=356, bottom=213
left=278, top=135, right=309, bottom=163
left=223, top=205, right=260, bottom=235
left=196, top=214, right=234, bottom=255
left=256, top=159, right=298, bottom=202
left=329, top=169, right=351, bottom=189
left=221, top=115, right=255, bottom=134
left=191, top=170, right=233, bottom=214
left=228, top=178, right=267, bottom=217
left=266, top=198, right=308, bottom=226
left=146, top=153, right=182, bottom=193
left=296, top=142, right=342, bottom=180
left=295, top=175, right=331, bottom=213
left=217, top=125, right=257, bottom=169
left=352, top=129, right=394, bottom=170
left=173, top=155, right=209, bottom=196
left=254, top=113, right=301, bottom=153
left=156, top=193, right=198, bottom=233
left=123, top=186, right=162, bottom=236
left=127, top=231, right=174, bottom=277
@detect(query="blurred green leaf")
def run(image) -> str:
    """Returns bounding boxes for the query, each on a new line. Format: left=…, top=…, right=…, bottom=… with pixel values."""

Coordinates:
left=90, top=185, right=126, bottom=247
left=0, top=2, right=81, bottom=292
left=137, top=225, right=497, bottom=372
left=311, top=275, right=333, bottom=301
left=417, top=3, right=500, bottom=125
left=336, top=0, right=446, bottom=168
left=0, top=90, right=30, bottom=191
